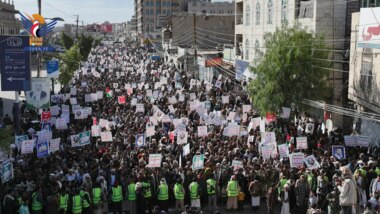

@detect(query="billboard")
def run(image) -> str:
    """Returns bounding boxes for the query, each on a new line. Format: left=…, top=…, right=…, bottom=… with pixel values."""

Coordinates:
left=0, top=35, right=31, bottom=91
left=100, top=24, right=113, bottom=33
left=205, top=57, right=222, bottom=67
left=235, top=59, right=249, bottom=80
left=358, top=7, right=380, bottom=49
left=26, top=78, right=50, bottom=109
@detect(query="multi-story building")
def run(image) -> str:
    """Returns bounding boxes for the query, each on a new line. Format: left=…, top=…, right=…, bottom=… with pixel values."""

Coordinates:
left=0, top=0, right=20, bottom=35
left=348, top=3, right=380, bottom=143
left=234, top=0, right=352, bottom=126
left=187, top=1, right=234, bottom=14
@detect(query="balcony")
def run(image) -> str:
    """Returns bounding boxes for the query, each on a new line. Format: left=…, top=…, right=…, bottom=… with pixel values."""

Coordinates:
left=236, top=2, right=243, bottom=25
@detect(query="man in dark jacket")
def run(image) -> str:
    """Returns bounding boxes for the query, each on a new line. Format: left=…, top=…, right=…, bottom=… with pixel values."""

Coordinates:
left=2, top=190, right=18, bottom=214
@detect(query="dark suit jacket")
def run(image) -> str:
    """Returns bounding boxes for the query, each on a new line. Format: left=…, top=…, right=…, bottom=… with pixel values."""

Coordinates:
left=29, top=91, right=47, bottom=100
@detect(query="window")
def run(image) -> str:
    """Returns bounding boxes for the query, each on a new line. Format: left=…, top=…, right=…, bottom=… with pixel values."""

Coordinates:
left=245, top=5, right=250, bottom=26
left=156, top=10, right=160, bottom=14
left=360, top=48, right=373, bottom=93
left=281, top=0, right=288, bottom=23
left=156, top=2, right=160, bottom=6
left=150, top=9, right=154, bottom=15
left=245, top=39, right=250, bottom=60
left=267, top=0, right=273, bottom=24
left=150, top=1, right=154, bottom=6
left=146, top=9, right=149, bottom=15
left=255, top=40, right=260, bottom=58
left=145, top=1, right=149, bottom=6
left=256, top=3, right=260, bottom=25
left=362, top=0, right=380, bottom=7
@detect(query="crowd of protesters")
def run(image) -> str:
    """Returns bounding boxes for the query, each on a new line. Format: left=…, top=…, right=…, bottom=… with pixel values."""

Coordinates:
left=1, top=40, right=380, bottom=214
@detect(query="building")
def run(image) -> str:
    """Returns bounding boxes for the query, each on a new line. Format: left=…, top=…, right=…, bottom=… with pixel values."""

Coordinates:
left=234, top=0, right=352, bottom=126
left=0, top=0, right=20, bottom=35
left=348, top=5, right=380, bottom=144
left=187, top=1, right=234, bottom=15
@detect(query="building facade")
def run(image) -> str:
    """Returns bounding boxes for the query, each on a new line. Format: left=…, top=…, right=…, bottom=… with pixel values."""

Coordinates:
left=0, top=0, right=20, bottom=35
left=187, top=1, right=234, bottom=14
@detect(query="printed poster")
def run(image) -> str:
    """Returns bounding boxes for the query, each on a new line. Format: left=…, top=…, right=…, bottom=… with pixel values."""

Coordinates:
left=91, top=125, right=101, bottom=137
left=232, top=160, right=243, bottom=169
left=304, top=155, right=320, bottom=170
left=100, top=132, right=113, bottom=142
left=357, top=135, right=370, bottom=147
left=79, top=131, right=91, bottom=146
left=21, top=140, right=35, bottom=154
left=70, top=134, right=80, bottom=147
left=332, top=146, right=346, bottom=160
left=26, top=78, right=50, bottom=109
left=197, top=126, right=208, bottom=137
left=49, top=138, right=60, bottom=153
left=278, top=144, right=290, bottom=158
left=290, top=153, right=305, bottom=168
left=192, top=155, right=204, bottom=170
left=344, top=135, right=357, bottom=147
left=177, top=131, right=188, bottom=145
left=148, top=154, right=162, bottom=168
left=1, top=160, right=13, bottom=183
left=15, top=135, right=28, bottom=150
left=37, top=142, right=49, bottom=158
left=183, top=143, right=191, bottom=156
left=135, top=134, right=146, bottom=147
left=146, top=126, right=155, bottom=137
left=296, top=137, right=308, bottom=150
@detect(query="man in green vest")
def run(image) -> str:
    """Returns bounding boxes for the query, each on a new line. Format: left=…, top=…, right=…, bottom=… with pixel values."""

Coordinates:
left=31, top=187, right=44, bottom=214
left=277, top=173, right=288, bottom=195
left=111, top=181, right=123, bottom=214
left=207, top=174, right=217, bottom=210
left=189, top=178, right=201, bottom=208
left=80, top=186, right=92, bottom=214
left=126, top=178, right=136, bottom=214
left=226, top=175, right=239, bottom=211
left=142, top=178, right=152, bottom=214
left=157, top=178, right=169, bottom=212
left=92, top=182, right=103, bottom=214
left=71, top=190, right=82, bottom=214
left=174, top=178, right=185, bottom=212
left=58, top=189, right=69, bottom=214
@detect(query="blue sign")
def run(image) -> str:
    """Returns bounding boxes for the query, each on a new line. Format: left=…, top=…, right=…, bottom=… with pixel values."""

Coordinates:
left=235, top=59, right=249, bottom=80
left=46, top=60, right=59, bottom=78
left=0, top=36, right=31, bottom=91
left=150, top=55, right=161, bottom=61
left=23, top=46, right=56, bottom=52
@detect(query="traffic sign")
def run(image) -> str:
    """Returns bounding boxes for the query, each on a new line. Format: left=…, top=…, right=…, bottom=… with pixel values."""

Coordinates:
left=0, top=36, right=31, bottom=91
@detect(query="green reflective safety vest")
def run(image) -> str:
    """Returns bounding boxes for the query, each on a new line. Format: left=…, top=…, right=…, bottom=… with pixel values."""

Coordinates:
left=17, top=197, right=22, bottom=206
left=143, top=182, right=152, bottom=198
left=307, top=174, right=317, bottom=192
left=157, top=184, right=169, bottom=201
left=207, top=179, right=216, bottom=195
left=92, top=188, right=102, bottom=205
left=278, top=179, right=288, bottom=194
left=376, top=167, right=380, bottom=176
left=174, top=183, right=184, bottom=200
left=80, top=190, right=91, bottom=208
left=112, top=186, right=123, bottom=202
left=227, top=181, right=238, bottom=197
left=128, top=183, right=137, bottom=201
left=72, top=195, right=82, bottom=214
left=189, top=182, right=199, bottom=199
left=32, top=192, right=43, bottom=211
left=59, top=194, right=69, bottom=211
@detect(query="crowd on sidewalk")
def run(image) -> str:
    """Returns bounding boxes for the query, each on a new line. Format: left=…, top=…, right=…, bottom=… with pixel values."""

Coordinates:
left=1, top=41, right=380, bottom=214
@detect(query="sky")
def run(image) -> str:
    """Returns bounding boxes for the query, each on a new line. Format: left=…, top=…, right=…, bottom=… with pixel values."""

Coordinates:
left=14, top=0, right=134, bottom=25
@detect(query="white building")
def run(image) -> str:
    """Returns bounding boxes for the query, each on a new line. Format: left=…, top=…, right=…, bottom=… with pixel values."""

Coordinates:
left=188, top=1, right=235, bottom=15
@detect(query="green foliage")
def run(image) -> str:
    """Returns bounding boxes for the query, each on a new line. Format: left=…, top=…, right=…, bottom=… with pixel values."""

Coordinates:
left=78, top=34, right=94, bottom=60
left=61, top=32, right=74, bottom=50
left=248, top=25, right=332, bottom=115
left=0, top=126, right=14, bottom=151
left=94, top=38, right=102, bottom=48
left=58, top=45, right=82, bottom=85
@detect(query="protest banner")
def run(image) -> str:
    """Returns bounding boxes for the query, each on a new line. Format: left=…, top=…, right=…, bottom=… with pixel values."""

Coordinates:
left=70, top=97, right=77, bottom=105
left=37, top=142, right=49, bottom=158
left=99, top=119, right=108, bottom=128
left=357, top=135, right=370, bottom=147
left=332, top=146, right=346, bottom=160
left=248, top=117, right=261, bottom=132
left=79, top=131, right=91, bottom=146
left=280, top=107, right=291, bottom=119
left=305, top=123, right=315, bottom=134
left=91, top=125, right=101, bottom=137
left=100, top=132, right=113, bottom=142
left=148, top=154, right=162, bottom=168
left=296, top=137, right=308, bottom=150
left=136, top=104, right=145, bottom=113
left=146, top=126, right=155, bottom=137
left=135, top=134, right=146, bottom=147
left=344, top=135, right=357, bottom=147
left=50, top=105, right=60, bottom=116
left=49, top=138, right=60, bottom=153
left=1, top=160, right=13, bottom=183
left=215, top=80, right=222, bottom=89
left=262, top=132, right=276, bottom=144
left=15, top=135, right=28, bottom=150
left=260, top=119, right=265, bottom=133
left=70, top=134, right=80, bottom=147
left=290, top=153, right=305, bottom=168
left=26, top=78, right=50, bottom=109
left=304, top=155, right=320, bottom=170
left=41, top=111, right=51, bottom=122
left=278, top=144, right=290, bottom=158
left=96, top=91, right=103, bottom=99
left=243, top=105, right=252, bottom=113
left=222, top=96, right=229, bottom=104
left=21, top=140, right=35, bottom=154
left=56, top=118, right=68, bottom=130
left=183, top=143, right=190, bottom=156
left=228, top=125, right=240, bottom=136
left=192, top=155, right=204, bottom=170
left=51, top=94, right=64, bottom=104
left=232, top=160, right=243, bottom=169
left=61, top=105, right=70, bottom=114
left=177, top=131, right=188, bottom=145
left=261, top=145, right=273, bottom=160
left=118, top=96, right=126, bottom=104
left=197, top=126, right=208, bottom=137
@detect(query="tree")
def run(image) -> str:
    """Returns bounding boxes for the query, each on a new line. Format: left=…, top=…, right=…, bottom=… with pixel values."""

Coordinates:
left=0, top=126, right=14, bottom=151
left=77, top=34, right=94, bottom=60
left=61, top=32, right=74, bottom=50
left=59, top=45, right=82, bottom=86
left=248, top=25, right=332, bottom=115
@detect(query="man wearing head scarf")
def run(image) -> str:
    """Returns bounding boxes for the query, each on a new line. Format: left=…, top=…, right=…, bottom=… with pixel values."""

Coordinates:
left=226, top=175, right=240, bottom=211
left=157, top=178, right=169, bottom=212
left=338, top=166, right=357, bottom=214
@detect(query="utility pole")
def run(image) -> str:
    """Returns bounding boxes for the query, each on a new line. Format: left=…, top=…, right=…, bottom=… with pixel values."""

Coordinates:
left=38, top=0, right=41, bottom=15
left=37, top=0, right=42, bottom=77
left=193, top=13, right=197, bottom=77
left=76, top=15, right=79, bottom=39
